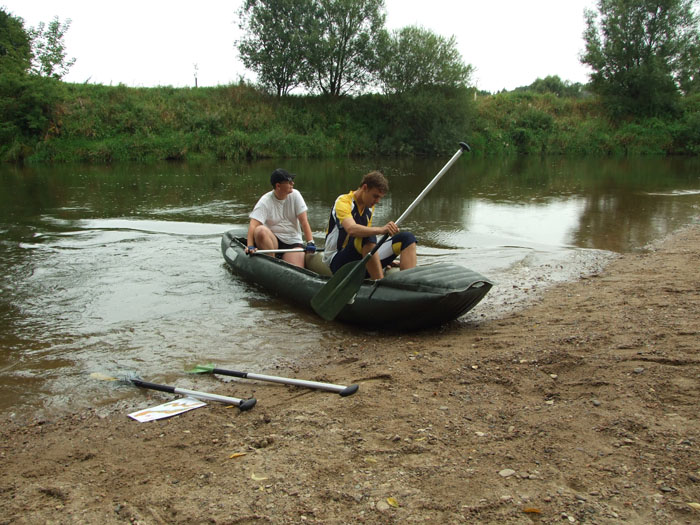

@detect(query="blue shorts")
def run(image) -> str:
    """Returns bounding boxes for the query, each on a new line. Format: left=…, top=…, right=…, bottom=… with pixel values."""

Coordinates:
left=329, top=231, right=417, bottom=274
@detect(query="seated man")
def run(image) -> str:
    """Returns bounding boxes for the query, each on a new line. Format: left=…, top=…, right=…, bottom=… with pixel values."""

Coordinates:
left=246, top=168, right=315, bottom=268
left=322, top=171, right=416, bottom=280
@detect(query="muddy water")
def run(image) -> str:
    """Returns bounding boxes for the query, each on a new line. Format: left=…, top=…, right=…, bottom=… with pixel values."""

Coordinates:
left=1, top=156, right=698, bottom=419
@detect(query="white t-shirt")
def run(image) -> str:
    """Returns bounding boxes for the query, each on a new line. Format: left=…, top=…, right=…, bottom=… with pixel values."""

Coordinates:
left=249, top=189, right=308, bottom=245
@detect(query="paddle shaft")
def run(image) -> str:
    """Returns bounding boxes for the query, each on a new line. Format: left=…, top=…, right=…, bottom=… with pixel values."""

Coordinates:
left=251, top=248, right=304, bottom=254
left=131, top=379, right=256, bottom=410
left=208, top=367, right=358, bottom=396
left=395, top=142, right=470, bottom=226
left=249, top=248, right=323, bottom=254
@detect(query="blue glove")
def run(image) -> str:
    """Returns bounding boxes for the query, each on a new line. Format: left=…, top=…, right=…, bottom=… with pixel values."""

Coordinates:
left=305, top=241, right=316, bottom=254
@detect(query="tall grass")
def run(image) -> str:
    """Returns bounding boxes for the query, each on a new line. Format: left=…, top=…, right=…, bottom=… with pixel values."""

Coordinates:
left=469, top=91, right=700, bottom=156
left=6, top=81, right=700, bottom=163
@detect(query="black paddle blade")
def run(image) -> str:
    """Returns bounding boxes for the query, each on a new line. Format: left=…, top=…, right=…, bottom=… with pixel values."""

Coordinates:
left=311, top=255, right=370, bottom=321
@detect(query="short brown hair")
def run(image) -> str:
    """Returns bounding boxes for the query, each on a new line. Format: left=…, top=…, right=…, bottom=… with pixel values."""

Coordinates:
left=360, top=171, right=388, bottom=193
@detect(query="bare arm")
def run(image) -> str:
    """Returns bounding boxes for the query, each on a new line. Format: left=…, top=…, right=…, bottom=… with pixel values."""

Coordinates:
left=341, top=216, right=398, bottom=238
left=297, top=211, right=314, bottom=243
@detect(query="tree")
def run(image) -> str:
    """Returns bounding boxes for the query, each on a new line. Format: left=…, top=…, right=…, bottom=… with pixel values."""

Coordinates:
left=514, top=75, right=586, bottom=97
left=0, top=10, right=65, bottom=161
left=581, top=0, right=700, bottom=117
left=237, top=0, right=316, bottom=96
left=28, top=16, right=76, bottom=79
left=306, top=0, right=386, bottom=95
left=377, top=26, right=473, bottom=94
left=0, top=8, right=31, bottom=74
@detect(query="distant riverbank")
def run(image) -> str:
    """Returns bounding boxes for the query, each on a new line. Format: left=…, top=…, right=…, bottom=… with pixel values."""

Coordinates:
left=4, top=81, right=700, bottom=163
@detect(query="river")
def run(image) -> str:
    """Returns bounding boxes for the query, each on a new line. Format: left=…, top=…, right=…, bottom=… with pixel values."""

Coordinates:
left=1, top=155, right=698, bottom=419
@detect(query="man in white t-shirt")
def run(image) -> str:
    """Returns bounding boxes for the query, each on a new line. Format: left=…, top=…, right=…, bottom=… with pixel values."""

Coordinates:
left=245, top=169, right=315, bottom=268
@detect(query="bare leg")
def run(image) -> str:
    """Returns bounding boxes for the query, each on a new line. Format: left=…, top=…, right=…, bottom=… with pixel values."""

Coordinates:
left=362, top=243, right=384, bottom=280
left=253, top=226, right=278, bottom=256
left=399, top=242, right=417, bottom=270
left=283, top=251, right=305, bottom=268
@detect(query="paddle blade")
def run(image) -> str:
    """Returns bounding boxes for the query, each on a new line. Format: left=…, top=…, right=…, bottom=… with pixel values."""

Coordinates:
left=90, top=372, right=118, bottom=381
left=90, top=371, right=139, bottom=384
left=185, top=363, right=216, bottom=374
left=311, top=256, right=369, bottom=321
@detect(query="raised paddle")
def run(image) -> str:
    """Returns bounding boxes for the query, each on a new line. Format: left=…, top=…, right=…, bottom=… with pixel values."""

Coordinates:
left=186, top=363, right=359, bottom=396
left=311, top=142, right=471, bottom=321
left=90, top=372, right=257, bottom=410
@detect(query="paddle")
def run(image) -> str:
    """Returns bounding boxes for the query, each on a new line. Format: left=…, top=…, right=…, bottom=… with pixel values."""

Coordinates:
left=250, top=248, right=305, bottom=254
left=90, top=372, right=257, bottom=410
left=247, top=247, right=323, bottom=255
left=186, top=363, right=358, bottom=396
left=250, top=247, right=323, bottom=254
left=311, top=142, right=471, bottom=321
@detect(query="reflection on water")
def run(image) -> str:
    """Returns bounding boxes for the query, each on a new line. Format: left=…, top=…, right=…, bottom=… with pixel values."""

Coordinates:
left=1, top=156, right=698, bottom=419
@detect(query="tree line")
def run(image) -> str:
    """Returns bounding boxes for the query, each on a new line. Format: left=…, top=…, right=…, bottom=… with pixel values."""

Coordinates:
left=236, top=0, right=700, bottom=118
left=1, top=0, right=699, bottom=163
left=236, top=0, right=472, bottom=96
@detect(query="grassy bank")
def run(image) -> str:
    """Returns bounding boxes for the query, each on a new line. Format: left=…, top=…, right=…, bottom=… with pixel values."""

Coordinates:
left=473, top=91, right=700, bottom=156
left=4, top=82, right=700, bottom=163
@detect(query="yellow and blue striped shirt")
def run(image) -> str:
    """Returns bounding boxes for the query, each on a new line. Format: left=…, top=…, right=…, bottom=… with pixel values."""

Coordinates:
left=322, top=190, right=374, bottom=266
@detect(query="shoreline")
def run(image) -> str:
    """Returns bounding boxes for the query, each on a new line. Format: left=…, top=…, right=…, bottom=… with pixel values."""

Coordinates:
left=1, top=224, right=698, bottom=524
left=0, top=235, right=619, bottom=424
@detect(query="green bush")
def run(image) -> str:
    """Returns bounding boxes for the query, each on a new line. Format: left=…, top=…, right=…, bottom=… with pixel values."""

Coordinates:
left=0, top=74, right=64, bottom=161
left=4, top=79, right=699, bottom=163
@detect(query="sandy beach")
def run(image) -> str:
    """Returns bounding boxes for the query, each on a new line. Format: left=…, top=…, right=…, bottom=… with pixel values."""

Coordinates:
left=1, top=225, right=698, bottom=524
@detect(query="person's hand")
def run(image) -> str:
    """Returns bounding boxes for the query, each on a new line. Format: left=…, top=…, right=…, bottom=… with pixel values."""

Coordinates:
left=305, top=241, right=316, bottom=254
left=245, top=245, right=257, bottom=255
left=384, top=221, right=399, bottom=236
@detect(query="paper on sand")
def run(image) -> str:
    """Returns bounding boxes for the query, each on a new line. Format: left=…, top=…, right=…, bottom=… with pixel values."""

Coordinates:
left=128, top=397, right=206, bottom=422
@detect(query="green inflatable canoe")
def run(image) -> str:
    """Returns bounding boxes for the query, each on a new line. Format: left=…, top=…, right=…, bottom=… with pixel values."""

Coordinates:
left=222, top=229, right=492, bottom=330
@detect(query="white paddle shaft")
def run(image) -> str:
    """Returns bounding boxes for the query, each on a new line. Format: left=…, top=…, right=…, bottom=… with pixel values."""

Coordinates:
left=173, top=387, right=247, bottom=405
left=395, top=145, right=468, bottom=226
left=245, top=372, right=346, bottom=393
left=252, top=248, right=305, bottom=254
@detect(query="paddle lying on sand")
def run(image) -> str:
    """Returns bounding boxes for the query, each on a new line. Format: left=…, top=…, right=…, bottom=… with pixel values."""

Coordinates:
left=311, top=142, right=471, bottom=321
left=186, top=364, right=358, bottom=396
left=90, top=372, right=257, bottom=410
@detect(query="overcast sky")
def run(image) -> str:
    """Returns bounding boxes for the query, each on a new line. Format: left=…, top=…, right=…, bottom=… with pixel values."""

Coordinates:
left=4, top=0, right=597, bottom=93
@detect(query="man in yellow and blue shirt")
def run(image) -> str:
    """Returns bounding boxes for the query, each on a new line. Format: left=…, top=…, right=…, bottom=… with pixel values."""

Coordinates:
left=322, top=171, right=417, bottom=279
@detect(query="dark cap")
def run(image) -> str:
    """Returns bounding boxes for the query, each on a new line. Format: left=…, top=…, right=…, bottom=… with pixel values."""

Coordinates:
left=270, top=168, right=296, bottom=186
